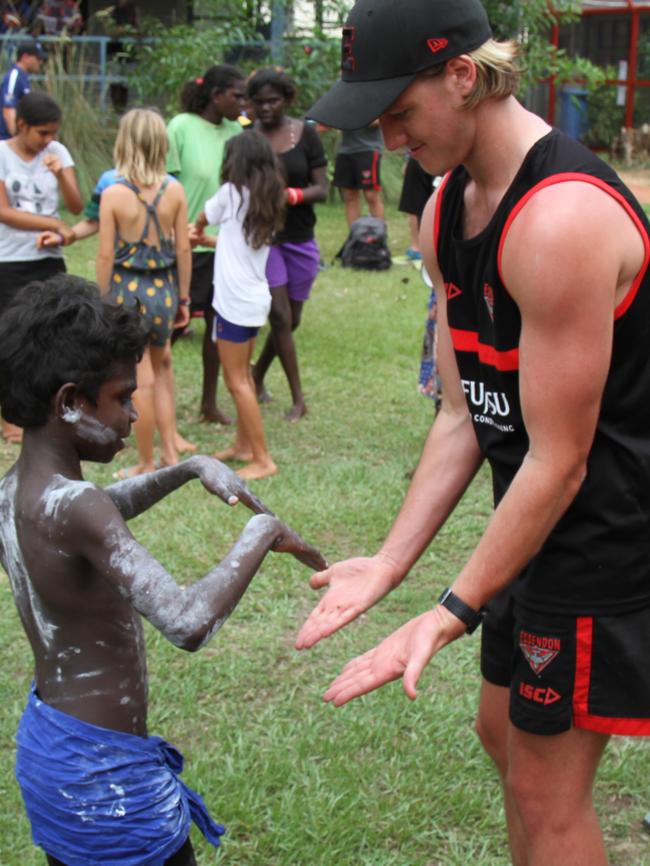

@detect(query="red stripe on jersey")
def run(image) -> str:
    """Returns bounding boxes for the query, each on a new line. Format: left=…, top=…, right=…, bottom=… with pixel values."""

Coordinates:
left=496, top=173, right=650, bottom=321
left=573, top=615, right=650, bottom=736
left=450, top=327, right=519, bottom=371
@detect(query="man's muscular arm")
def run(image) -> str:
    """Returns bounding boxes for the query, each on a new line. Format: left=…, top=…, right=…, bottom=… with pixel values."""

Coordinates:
left=295, top=195, right=484, bottom=650
left=448, top=181, right=631, bottom=611
left=322, top=180, right=640, bottom=705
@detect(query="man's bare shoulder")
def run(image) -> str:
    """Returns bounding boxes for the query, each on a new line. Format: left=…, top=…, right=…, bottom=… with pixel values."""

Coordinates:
left=501, top=179, right=643, bottom=310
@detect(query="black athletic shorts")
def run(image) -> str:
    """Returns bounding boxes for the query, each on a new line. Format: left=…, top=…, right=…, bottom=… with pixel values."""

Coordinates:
left=0, top=257, right=66, bottom=318
left=189, top=250, right=215, bottom=313
left=398, top=156, right=436, bottom=219
left=333, top=151, right=381, bottom=190
left=480, top=591, right=650, bottom=736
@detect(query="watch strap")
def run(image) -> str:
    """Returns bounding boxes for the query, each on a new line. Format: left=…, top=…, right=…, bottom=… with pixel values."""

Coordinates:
left=437, top=587, right=484, bottom=634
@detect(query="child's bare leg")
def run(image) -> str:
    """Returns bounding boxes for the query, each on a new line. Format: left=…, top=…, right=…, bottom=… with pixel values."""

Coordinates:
left=200, top=308, right=232, bottom=425
left=150, top=342, right=179, bottom=468
left=121, top=348, right=156, bottom=477
left=213, top=337, right=252, bottom=462
left=160, top=342, right=196, bottom=454
left=218, top=337, right=276, bottom=479
left=253, top=284, right=306, bottom=421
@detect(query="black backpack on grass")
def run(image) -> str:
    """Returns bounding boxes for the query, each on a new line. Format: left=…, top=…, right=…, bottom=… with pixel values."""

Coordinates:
left=336, top=216, right=392, bottom=271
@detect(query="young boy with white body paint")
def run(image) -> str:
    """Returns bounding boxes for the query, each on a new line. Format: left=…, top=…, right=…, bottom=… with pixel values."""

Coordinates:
left=0, top=274, right=325, bottom=866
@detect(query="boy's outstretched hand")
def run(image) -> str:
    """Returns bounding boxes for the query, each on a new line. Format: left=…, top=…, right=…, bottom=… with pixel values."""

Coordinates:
left=192, top=456, right=271, bottom=515
left=272, top=522, right=327, bottom=572
left=192, top=457, right=326, bottom=571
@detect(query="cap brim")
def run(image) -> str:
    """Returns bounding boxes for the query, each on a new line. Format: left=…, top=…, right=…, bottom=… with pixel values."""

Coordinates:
left=307, top=72, right=416, bottom=130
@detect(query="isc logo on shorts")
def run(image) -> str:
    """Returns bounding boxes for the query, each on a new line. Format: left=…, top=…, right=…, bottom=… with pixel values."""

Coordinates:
left=519, top=682, right=562, bottom=705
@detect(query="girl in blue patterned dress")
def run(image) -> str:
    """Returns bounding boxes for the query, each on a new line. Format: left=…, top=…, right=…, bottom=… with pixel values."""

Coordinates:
left=96, top=109, right=191, bottom=475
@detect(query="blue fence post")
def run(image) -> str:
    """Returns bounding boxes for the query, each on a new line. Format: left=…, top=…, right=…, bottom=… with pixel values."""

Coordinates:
left=270, top=0, right=285, bottom=63
left=99, top=36, right=107, bottom=112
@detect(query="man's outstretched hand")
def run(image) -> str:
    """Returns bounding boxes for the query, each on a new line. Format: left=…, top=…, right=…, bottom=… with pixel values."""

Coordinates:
left=295, top=556, right=397, bottom=650
left=322, top=606, right=465, bottom=706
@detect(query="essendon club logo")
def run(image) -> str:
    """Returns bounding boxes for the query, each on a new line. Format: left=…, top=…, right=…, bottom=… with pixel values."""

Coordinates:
left=519, top=630, right=560, bottom=675
left=342, top=26, right=356, bottom=73
left=446, top=282, right=462, bottom=300
left=483, top=282, right=494, bottom=321
left=427, top=38, right=449, bottom=54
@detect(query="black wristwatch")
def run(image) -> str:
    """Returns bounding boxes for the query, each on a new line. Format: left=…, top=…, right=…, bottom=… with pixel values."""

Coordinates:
left=437, top=587, right=484, bottom=635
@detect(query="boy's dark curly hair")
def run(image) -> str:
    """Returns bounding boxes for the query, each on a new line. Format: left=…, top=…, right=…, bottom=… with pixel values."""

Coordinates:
left=0, top=275, right=147, bottom=428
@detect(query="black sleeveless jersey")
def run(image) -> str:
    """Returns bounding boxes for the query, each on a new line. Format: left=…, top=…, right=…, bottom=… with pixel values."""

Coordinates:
left=435, top=129, right=650, bottom=616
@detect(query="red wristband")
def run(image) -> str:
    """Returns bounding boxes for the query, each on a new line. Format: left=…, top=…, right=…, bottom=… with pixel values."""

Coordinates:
left=286, top=187, right=305, bottom=206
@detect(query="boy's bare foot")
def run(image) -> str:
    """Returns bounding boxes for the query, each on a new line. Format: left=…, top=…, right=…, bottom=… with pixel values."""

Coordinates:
left=113, top=462, right=155, bottom=480
left=237, top=460, right=278, bottom=480
left=174, top=432, right=197, bottom=453
left=200, top=407, right=233, bottom=425
left=285, top=402, right=307, bottom=423
left=214, top=446, right=253, bottom=462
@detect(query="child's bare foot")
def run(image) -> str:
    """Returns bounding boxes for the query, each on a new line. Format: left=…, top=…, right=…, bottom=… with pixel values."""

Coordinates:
left=214, top=446, right=253, bottom=462
left=174, top=432, right=197, bottom=453
left=237, top=460, right=278, bottom=480
left=285, top=402, right=307, bottom=423
left=113, top=462, right=155, bottom=479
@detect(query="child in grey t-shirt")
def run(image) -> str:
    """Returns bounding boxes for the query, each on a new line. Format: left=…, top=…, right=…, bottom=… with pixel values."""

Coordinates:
left=0, top=91, right=82, bottom=445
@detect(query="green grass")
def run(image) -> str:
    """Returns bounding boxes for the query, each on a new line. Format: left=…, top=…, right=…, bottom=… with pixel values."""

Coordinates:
left=1, top=197, right=649, bottom=865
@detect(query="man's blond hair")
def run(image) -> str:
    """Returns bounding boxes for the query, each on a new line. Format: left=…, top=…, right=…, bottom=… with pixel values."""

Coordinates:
left=465, top=39, right=521, bottom=108
left=113, top=108, right=168, bottom=187
left=421, top=39, right=521, bottom=109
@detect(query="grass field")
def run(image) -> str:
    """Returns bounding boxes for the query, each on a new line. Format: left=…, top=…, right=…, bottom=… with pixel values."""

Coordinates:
left=0, top=192, right=649, bottom=866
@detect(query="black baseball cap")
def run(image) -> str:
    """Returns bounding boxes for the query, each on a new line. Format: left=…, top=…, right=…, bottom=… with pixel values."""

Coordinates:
left=308, top=0, right=492, bottom=129
left=16, top=41, right=48, bottom=61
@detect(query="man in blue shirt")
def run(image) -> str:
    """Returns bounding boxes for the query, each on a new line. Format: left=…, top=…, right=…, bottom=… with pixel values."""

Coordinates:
left=0, top=40, right=47, bottom=140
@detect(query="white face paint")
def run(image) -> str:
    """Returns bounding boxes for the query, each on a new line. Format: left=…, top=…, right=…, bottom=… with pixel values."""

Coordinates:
left=74, top=411, right=121, bottom=447
left=61, top=406, right=82, bottom=424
